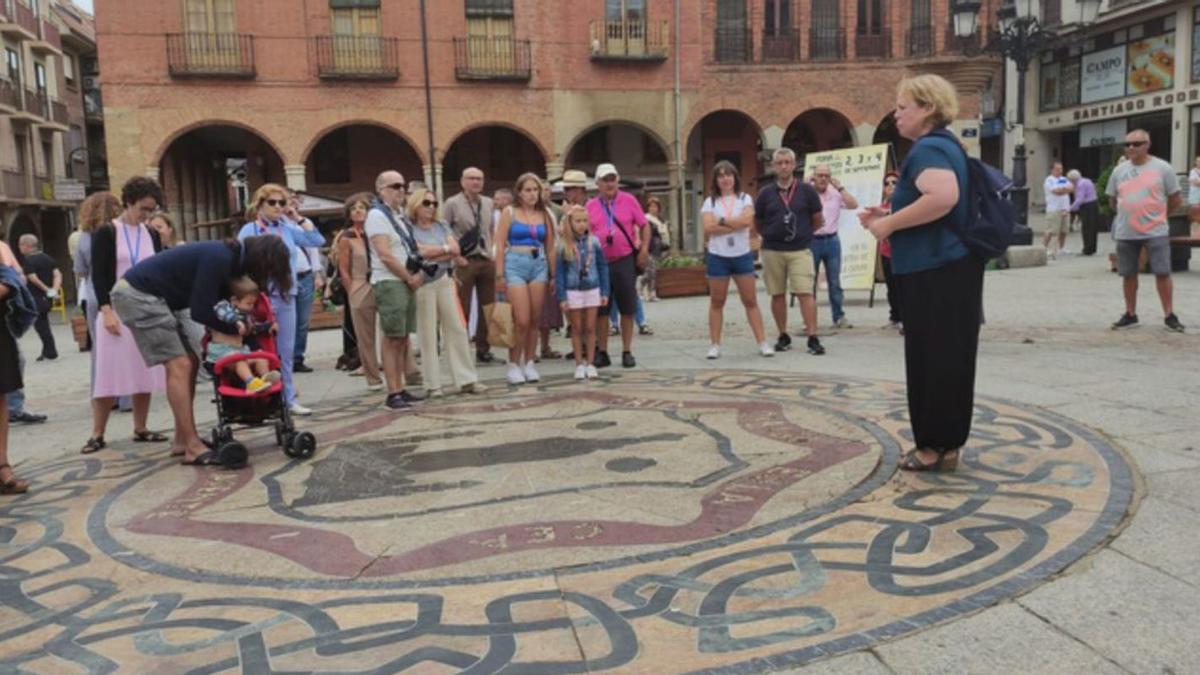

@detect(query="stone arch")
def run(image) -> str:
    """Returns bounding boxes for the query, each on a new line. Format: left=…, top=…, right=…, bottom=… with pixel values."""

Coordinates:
left=303, top=122, right=424, bottom=198
left=442, top=124, right=547, bottom=197
left=442, top=120, right=551, bottom=170
left=152, top=118, right=288, bottom=168
left=562, top=120, right=671, bottom=182
left=684, top=109, right=765, bottom=196
left=782, top=108, right=857, bottom=163
left=301, top=119, right=427, bottom=167
left=872, top=111, right=912, bottom=167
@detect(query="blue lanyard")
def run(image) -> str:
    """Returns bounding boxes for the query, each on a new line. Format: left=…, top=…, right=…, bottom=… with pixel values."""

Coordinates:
left=601, top=199, right=618, bottom=231
left=120, top=221, right=142, bottom=266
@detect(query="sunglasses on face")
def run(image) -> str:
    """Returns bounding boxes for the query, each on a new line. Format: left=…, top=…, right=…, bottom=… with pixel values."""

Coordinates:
left=386, top=183, right=406, bottom=191
left=264, top=199, right=287, bottom=207
left=1125, top=141, right=1148, bottom=148
left=422, top=200, right=438, bottom=207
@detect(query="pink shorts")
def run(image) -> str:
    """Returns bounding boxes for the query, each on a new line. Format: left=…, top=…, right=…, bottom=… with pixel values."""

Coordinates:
left=566, top=288, right=602, bottom=309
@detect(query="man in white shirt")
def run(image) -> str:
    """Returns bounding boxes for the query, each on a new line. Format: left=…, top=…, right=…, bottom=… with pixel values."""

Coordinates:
left=286, top=190, right=323, bottom=373
left=1043, top=162, right=1073, bottom=258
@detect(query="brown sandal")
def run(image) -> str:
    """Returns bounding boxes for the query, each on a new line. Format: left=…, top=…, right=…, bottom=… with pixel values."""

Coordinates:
left=899, top=449, right=959, bottom=473
left=0, top=463, right=29, bottom=495
left=81, top=437, right=106, bottom=454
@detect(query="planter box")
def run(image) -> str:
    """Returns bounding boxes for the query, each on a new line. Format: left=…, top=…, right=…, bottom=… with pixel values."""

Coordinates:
left=656, top=265, right=708, bottom=298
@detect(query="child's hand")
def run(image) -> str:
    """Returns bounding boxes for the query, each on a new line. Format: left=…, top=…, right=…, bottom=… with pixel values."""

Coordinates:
left=600, top=297, right=609, bottom=307
left=237, top=321, right=248, bottom=336
left=271, top=322, right=279, bottom=334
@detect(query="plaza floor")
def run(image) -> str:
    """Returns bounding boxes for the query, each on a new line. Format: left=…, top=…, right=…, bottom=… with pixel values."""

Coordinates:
left=3, top=233, right=1199, bottom=674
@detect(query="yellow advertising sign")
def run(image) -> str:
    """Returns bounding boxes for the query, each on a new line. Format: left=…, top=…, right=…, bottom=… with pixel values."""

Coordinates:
left=803, top=144, right=889, bottom=293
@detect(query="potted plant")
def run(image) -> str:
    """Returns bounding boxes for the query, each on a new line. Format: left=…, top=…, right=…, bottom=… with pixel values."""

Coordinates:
left=655, top=254, right=708, bottom=298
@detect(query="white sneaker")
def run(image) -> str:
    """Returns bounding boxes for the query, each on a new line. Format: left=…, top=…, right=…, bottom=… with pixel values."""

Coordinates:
left=706, top=344, right=721, bottom=360
left=574, top=364, right=587, bottom=380
left=523, top=361, right=540, bottom=382
left=367, top=382, right=383, bottom=392
left=759, top=341, right=775, bottom=357
left=289, top=402, right=313, bottom=416
left=833, top=316, right=853, bottom=329
left=585, top=364, right=599, bottom=379
left=506, top=363, right=526, bottom=385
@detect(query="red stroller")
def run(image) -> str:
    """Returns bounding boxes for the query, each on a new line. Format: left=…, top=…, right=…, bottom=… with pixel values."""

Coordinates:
left=205, top=293, right=316, bottom=467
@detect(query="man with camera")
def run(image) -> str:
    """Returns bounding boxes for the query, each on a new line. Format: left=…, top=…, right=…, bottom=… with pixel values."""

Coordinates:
left=365, top=170, right=425, bottom=411
left=445, top=167, right=497, bottom=365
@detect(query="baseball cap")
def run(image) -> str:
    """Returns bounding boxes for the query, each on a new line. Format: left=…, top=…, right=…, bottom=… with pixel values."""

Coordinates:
left=595, top=163, right=619, bottom=180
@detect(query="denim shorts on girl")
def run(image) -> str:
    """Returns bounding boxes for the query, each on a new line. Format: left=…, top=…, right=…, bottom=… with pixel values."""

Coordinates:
left=566, top=287, right=602, bottom=310
left=706, top=252, right=756, bottom=279
left=504, top=248, right=549, bottom=286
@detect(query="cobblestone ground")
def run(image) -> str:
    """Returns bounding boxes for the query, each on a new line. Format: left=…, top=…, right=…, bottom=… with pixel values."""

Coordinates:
left=4, top=233, right=1198, bottom=674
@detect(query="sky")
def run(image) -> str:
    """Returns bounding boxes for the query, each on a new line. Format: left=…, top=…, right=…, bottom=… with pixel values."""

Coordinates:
left=74, top=0, right=93, bottom=13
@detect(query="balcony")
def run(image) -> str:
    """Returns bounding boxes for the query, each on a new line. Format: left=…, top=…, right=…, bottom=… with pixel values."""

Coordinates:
left=29, top=18, right=61, bottom=54
left=315, top=35, right=399, bottom=80
left=167, top=33, right=255, bottom=78
left=809, top=26, right=845, bottom=61
left=49, top=98, right=66, bottom=126
left=453, top=36, right=531, bottom=81
left=0, top=0, right=38, bottom=39
left=0, top=78, right=16, bottom=111
left=855, top=30, right=891, bottom=59
left=713, top=25, right=752, bottom=63
left=589, top=20, right=668, bottom=61
left=1, top=169, right=29, bottom=199
left=907, top=24, right=934, bottom=57
left=761, top=28, right=800, bottom=62
left=22, top=87, right=44, bottom=117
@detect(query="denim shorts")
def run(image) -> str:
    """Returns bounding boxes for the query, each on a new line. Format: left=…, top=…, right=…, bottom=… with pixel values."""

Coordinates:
left=706, top=252, right=756, bottom=279
left=206, top=340, right=249, bottom=364
left=504, top=249, right=549, bottom=286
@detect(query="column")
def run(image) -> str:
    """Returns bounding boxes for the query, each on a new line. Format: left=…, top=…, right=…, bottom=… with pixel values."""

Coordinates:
left=667, top=160, right=684, bottom=253
left=422, top=163, right=434, bottom=192
left=545, top=162, right=565, bottom=181
left=145, top=166, right=160, bottom=181
left=433, top=162, right=445, bottom=202
left=284, top=164, right=307, bottom=192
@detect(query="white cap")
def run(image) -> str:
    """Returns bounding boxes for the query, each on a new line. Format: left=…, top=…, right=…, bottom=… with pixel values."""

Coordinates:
left=595, top=163, right=619, bottom=180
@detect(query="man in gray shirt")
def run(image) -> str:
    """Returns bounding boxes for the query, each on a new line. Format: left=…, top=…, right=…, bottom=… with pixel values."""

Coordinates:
left=444, top=167, right=497, bottom=363
left=1105, top=129, right=1184, bottom=332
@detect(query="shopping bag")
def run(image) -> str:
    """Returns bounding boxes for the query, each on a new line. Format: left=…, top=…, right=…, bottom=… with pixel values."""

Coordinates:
left=484, top=301, right=515, bottom=349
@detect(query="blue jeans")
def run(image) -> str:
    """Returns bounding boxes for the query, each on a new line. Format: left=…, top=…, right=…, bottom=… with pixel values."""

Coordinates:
left=270, top=294, right=298, bottom=405
left=811, top=235, right=845, bottom=322
left=294, top=272, right=315, bottom=365
left=611, top=294, right=646, bottom=328
left=5, top=352, right=24, bottom=414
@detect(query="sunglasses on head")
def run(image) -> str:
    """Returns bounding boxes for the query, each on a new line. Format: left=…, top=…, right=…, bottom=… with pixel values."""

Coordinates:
left=422, top=200, right=438, bottom=207
left=1124, top=141, right=1147, bottom=148
left=386, top=182, right=406, bottom=191
left=264, top=198, right=287, bottom=207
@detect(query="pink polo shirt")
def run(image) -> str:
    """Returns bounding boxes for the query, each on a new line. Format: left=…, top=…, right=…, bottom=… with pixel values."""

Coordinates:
left=587, top=191, right=648, bottom=262
left=815, top=186, right=846, bottom=236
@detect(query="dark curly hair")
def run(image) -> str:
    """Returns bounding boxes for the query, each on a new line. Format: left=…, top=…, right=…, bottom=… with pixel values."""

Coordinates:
left=238, top=235, right=292, bottom=296
left=344, top=191, right=375, bottom=221
left=121, top=176, right=165, bottom=209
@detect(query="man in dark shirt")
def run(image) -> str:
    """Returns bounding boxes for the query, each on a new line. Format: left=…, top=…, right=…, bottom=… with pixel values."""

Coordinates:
left=754, top=148, right=826, bottom=355
left=17, top=234, right=61, bottom=361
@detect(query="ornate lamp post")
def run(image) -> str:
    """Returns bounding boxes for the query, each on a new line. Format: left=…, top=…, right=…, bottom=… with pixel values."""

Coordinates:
left=952, top=0, right=1101, bottom=245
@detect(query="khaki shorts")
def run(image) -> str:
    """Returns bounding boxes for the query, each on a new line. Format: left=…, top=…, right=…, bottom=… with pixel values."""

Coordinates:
left=110, top=279, right=205, bottom=366
left=1043, top=210, right=1069, bottom=236
left=373, top=279, right=418, bottom=337
left=760, top=248, right=815, bottom=296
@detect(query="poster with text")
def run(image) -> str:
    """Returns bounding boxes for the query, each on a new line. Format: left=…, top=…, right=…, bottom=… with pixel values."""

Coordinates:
left=1081, top=45, right=1126, bottom=103
left=803, top=144, right=887, bottom=293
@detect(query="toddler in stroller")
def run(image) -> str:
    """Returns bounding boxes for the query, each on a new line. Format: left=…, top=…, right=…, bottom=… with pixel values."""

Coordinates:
left=203, top=278, right=316, bottom=468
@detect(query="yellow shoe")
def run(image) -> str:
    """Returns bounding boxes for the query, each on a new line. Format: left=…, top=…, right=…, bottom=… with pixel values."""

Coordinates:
left=246, top=377, right=270, bottom=393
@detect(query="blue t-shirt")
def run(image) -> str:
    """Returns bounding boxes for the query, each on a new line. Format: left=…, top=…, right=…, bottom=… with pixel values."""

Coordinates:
left=889, top=133, right=970, bottom=275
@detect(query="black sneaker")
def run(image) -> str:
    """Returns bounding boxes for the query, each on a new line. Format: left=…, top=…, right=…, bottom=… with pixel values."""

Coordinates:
left=384, top=392, right=411, bottom=411
left=398, top=389, right=424, bottom=403
left=622, top=351, right=636, bottom=368
left=1111, top=313, right=1139, bottom=330
left=594, top=350, right=611, bottom=368
left=774, top=333, right=792, bottom=352
left=1165, top=313, right=1185, bottom=333
left=807, top=335, right=826, bottom=355
left=293, top=362, right=314, bottom=373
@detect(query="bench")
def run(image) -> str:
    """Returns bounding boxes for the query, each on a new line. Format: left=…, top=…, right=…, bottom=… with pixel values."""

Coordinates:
left=1168, top=236, right=1200, bottom=248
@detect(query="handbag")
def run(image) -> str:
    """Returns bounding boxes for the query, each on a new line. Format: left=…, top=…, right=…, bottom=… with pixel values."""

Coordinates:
left=484, top=300, right=515, bottom=348
left=605, top=201, right=646, bottom=275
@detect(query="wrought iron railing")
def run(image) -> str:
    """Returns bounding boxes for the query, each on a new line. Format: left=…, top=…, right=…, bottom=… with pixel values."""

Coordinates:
left=2, top=169, right=28, bottom=199
left=810, top=25, right=845, bottom=60
left=12, top=0, right=37, bottom=35
left=761, top=28, right=800, bottom=61
left=713, top=25, right=752, bottom=63
left=589, top=19, right=669, bottom=60
left=907, top=24, right=934, bottom=57
left=315, top=35, right=399, bottom=79
left=37, top=18, right=60, bottom=49
left=0, top=78, right=16, bottom=109
left=22, top=87, right=45, bottom=117
left=856, top=29, right=891, bottom=59
left=166, top=33, right=255, bottom=78
left=50, top=98, right=66, bottom=124
left=453, top=36, right=532, bottom=80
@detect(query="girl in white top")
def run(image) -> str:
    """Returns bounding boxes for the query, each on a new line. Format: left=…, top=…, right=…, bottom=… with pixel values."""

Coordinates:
left=1188, top=156, right=1200, bottom=206
left=701, top=160, right=772, bottom=359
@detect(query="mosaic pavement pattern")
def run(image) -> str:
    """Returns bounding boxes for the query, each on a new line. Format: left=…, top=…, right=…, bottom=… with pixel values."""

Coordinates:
left=0, top=371, right=1134, bottom=673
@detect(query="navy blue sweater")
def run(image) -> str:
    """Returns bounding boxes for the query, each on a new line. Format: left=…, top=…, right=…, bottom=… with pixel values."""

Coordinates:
left=122, top=241, right=242, bottom=334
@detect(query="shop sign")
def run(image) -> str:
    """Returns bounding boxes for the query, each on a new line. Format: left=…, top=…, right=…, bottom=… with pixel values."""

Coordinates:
left=1069, top=86, right=1200, bottom=123
left=1082, top=45, right=1127, bottom=104
left=1080, top=119, right=1128, bottom=148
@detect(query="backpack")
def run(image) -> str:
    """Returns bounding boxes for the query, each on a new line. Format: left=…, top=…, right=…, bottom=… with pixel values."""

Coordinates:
left=927, top=128, right=1016, bottom=260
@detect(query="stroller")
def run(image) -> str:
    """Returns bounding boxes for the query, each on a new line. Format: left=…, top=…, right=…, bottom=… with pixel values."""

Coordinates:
left=205, top=293, right=316, bottom=467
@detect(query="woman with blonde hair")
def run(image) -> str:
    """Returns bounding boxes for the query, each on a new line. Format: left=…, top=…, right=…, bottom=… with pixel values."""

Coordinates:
left=236, top=182, right=325, bottom=416
left=494, top=172, right=556, bottom=385
left=859, top=73, right=981, bottom=473
left=336, top=192, right=382, bottom=389
left=148, top=211, right=178, bottom=248
left=73, top=192, right=122, bottom=357
left=406, top=187, right=485, bottom=396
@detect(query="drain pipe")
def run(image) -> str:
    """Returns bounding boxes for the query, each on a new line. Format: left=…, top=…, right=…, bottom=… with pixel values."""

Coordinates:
left=418, top=0, right=439, bottom=198
left=672, top=0, right=684, bottom=249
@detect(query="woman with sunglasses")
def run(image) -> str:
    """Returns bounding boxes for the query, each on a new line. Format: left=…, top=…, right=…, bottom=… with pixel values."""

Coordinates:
left=877, top=171, right=902, bottom=331
left=237, top=183, right=326, bottom=416
left=407, top=188, right=486, bottom=396
left=494, top=173, right=556, bottom=385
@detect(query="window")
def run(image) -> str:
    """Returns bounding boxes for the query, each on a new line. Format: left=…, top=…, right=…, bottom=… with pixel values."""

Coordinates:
left=13, top=131, right=28, bottom=172
left=908, top=0, right=932, bottom=56
left=183, top=0, right=235, bottom=33
left=63, top=54, right=76, bottom=88
left=714, top=0, right=749, bottom=62
left=34, top=61, right=45, bottom=94
left=332, top=2, right=380, bottom=36
left=857, top=0, right=883, bottom=36
left=764, top=0, right=791, bottom=35
left=42, top=139, right=53, bottom=178
left=464, top=0, right=516, bottom=72
left=811, top=0, right=841, bottom=59
left=5, top=48, right=19, bottom=84
left=605, top=0, right=644, bottom=23
left=1042, top=0, right=1061, bottom=27
left=465, top=0, right=512, bottom=16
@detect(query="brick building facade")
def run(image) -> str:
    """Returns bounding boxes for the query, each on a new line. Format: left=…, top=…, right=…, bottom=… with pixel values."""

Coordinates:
left=96, top=0, right=1003, bottom=248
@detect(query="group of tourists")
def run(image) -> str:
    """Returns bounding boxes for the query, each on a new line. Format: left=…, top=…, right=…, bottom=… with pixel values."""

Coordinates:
left=11, top=71, right=1189, bottom=493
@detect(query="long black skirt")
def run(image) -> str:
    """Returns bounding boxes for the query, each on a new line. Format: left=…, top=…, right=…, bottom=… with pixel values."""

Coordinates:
left=0, top=304, right=22, bottom=395
left=896, top=255, right=985, bottom=452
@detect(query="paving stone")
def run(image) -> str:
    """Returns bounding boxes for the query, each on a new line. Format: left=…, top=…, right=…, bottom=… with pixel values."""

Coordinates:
left=1110, top=498, right=1200, bottom=586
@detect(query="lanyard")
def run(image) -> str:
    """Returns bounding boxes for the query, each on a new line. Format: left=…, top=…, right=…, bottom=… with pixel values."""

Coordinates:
left=719, top=195, right=739, bottom=220
left=602, top=198, right=619, bottom=233
left=777, top=181, right=798, bottom=211
left=119, top=220, right=142, bottom=266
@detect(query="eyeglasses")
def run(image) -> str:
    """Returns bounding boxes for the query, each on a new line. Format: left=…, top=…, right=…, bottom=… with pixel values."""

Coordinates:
left=422, top=200, right=438, bottom=207
left=385, top=183, right=406, bottom=191
left=884, top=180, right=897, bottom=186
left=1124, top=141, right=1148, bottom=148
left=264, top=199, right=287, bottom=207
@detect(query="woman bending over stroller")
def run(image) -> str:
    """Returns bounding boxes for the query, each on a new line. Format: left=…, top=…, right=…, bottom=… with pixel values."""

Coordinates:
left=209, top=277, right=281, bottom=392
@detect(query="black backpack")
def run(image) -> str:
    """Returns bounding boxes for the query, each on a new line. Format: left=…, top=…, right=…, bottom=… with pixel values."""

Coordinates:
left=927, top=128, right=1016, bottom=260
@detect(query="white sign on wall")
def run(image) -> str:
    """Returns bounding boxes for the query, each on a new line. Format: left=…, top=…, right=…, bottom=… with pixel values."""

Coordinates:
left=1079, top=119, right=1128, bottom=147
left=1081, top=45, right=1127, bottom=104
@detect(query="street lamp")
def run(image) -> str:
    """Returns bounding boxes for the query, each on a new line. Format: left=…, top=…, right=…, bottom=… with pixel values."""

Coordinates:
left=952, top=0, right=1101, bottom=246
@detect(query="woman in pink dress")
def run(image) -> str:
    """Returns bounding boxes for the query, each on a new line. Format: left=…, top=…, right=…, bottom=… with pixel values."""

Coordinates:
left=81, top=177, right=168, bottom=454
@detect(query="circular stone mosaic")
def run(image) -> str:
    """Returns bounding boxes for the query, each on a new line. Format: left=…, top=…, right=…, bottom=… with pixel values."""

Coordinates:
left=0, top=371, right=1134, bottom=673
